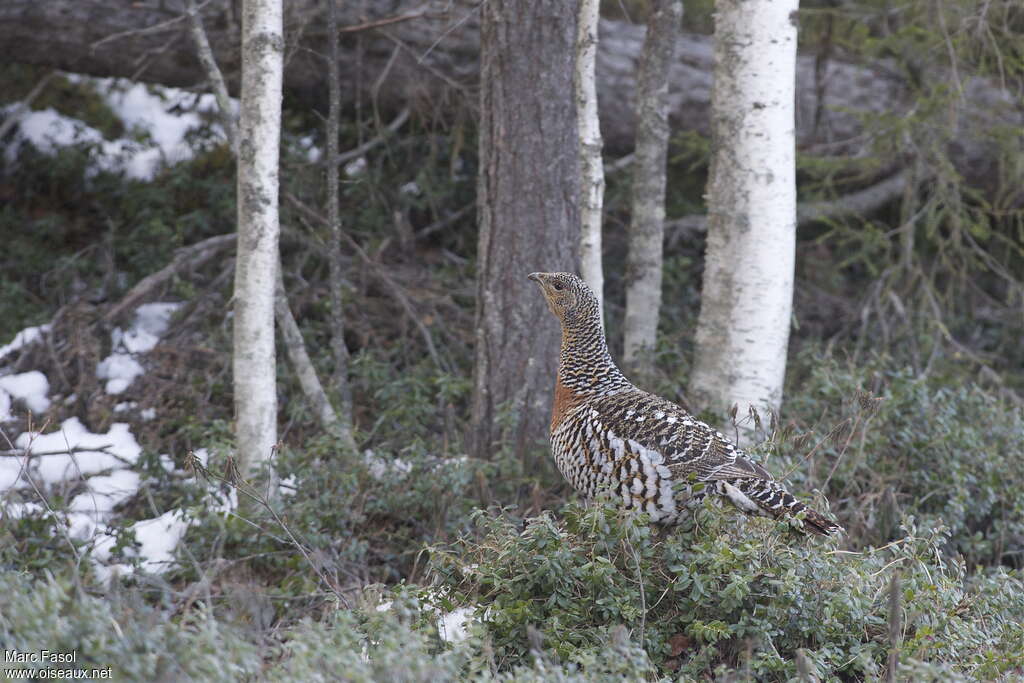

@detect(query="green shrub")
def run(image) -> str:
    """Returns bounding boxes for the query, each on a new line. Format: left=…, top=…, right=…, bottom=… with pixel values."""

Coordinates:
left=782, top=349, right=1024, bottom=567
left=430, top=499, right=1024, bottom=680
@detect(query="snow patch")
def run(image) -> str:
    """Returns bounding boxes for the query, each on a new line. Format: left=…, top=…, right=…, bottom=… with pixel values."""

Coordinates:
left=344, top=157, right=367, bottom=177
left=13, top=417, right=142, bottom=487
left=97, top=302, right=181, bottom=394
left=278, top=474, right=298, bottom=497
left=0, top=325, right=50, bottom=363
left=364, top=449, right=412, bottom=480
left=117, top=302, right=180, bottom=353
left=91, top=509, right=190, bottom=582
left=438, top=606, right=474, bottom=644
left=5, top=75, right=231, bottom=181
left=96, top=354, right=144, bottom=395
left=0, top=371, right=51, bottom=415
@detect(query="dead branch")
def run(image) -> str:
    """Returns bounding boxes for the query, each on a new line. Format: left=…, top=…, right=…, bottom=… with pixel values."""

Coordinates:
left=415, top=201, right=473, bottom=241
left=0, top=70, right=57, bottom=141
left=796, top=170, right=910, bottom=224
left=274, top=261, right=358, bottom=451
left=334, top=107, right=410, bottom=167
left=105, top=233, right=237, bottom=322
left=667, top=169, right=911, bottom=247
left=284, top=191, right=447, bottom=371
left=184, top=0, right=238, bottom=151
left=338, top=7, right=429, bottom=33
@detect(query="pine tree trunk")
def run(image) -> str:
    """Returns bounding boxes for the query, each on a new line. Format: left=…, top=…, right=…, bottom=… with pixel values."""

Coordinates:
left=233, top=0, right=283, bottom=478
left=622, top=0, right=683, bottom=384
left=470, top=0, right=580, bottom=461
left=688, top=0, right=798, bottom=436
left=576, top=0, right=605, bottom=316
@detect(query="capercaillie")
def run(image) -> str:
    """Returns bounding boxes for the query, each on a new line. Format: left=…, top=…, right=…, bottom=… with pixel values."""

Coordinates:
left=528, top=271, right=841, bottom=535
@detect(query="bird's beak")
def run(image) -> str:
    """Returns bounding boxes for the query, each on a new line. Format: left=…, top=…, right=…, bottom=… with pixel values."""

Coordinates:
left=528, top=272, right=543, bottom=284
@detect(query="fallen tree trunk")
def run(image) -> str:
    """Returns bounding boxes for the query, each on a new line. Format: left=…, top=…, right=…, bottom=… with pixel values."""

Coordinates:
left=1, top=0, right=1019, bottom=178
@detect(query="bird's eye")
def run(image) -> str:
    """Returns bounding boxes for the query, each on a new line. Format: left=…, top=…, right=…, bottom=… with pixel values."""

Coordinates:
left=552, top=283, right=564, bottom=291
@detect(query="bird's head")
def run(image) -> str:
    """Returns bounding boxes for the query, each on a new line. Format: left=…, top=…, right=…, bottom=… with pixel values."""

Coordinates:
left=528, top=272, right=598, bottom=327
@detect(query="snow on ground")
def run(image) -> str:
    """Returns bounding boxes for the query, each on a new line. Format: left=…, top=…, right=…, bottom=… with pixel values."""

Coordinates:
left=0, top=324, right=49, bottom=363
left=91, top=509, right=190, bottom=583
left=4, top=74, right=228, bottom=181
left=0, top=370, right=51, bottom=418
left=364, top=449, right=412, bottom=480
left=0, top=303, right=200, bottom=581
left=13, top=417, right=141, bottom=486
left=438, top=606, right=474, bottom=643
left=97, top=302, right=182, bottom=394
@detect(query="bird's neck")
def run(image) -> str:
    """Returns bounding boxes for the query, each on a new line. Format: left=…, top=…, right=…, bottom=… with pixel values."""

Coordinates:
left=557, top=314, right=631, bottom=397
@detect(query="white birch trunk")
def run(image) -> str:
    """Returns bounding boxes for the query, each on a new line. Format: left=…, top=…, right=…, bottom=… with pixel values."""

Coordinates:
left=623, top=0, right=683, bottom=382
left=233, top=0, right=283, bottom=478
left=575, top=0, right=605, bottom=317
left=688, top=0, right=799, bottom=437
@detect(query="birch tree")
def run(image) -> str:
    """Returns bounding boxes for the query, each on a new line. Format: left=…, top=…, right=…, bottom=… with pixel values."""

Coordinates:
left=233, top=0, right=283, bottom=478
left=688, top=0, right=799, bottom=434
left=471, top=0, right=579, bottom=461
left=622, top=0, right=683, bottom=383
left=575, top=0, right=604, bottom=314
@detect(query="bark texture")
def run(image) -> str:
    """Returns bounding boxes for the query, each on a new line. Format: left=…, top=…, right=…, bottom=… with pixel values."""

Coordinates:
left=325, top=0, right=355, bottom=435
left=576, top=0, right=605, bottom=316
left=233, top=0, right=283, bottom=477
left=2, top=0, right=1017, bottom=182
left=688, top=0, right=798, bottom=431
left=622, top=0, right=682, bottom=383
left=470, top=0, right=580, bottom=461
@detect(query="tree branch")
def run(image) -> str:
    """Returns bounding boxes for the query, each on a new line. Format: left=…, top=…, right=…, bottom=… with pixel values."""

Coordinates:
left=0, top=70, right=56, bottom=141
left=284, top=191, right=447, bottom=371
left=274, top=261, right=358, bottom=451
left=333, top=107, right=410, bottom=167
left=105, top=233, right=237, bottom=322
left=184, top=0, right=238, bottom=151
left=667, top=169, right=911, bottom=247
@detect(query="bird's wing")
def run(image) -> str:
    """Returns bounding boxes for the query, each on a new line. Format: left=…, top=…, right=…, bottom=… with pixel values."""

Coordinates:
left=586, top=389, right=773, bottom=482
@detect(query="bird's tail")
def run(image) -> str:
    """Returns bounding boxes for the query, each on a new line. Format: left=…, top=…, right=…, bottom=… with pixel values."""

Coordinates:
left=716, top=478, right=843, bottom=536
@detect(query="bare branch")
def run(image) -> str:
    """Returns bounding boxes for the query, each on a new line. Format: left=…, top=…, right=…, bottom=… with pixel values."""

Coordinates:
left=337, top=8, right=429, bottom=34
left=185, top=0, right=238, bottom=151
left=667, top=169, right=911, bottom=246
left=333, top=107, right=410, bottom=168
left=0, top=70, right=57, bottom=141
left=284, top=192, right=448, bottom=371
left=105, top=233, right=237, bottom=322
left=274, top=261, right=358, bottom=451
left=796, top=169, right=910, bottom=224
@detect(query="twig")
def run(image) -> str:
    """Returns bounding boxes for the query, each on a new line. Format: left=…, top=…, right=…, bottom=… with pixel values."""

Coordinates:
left=284, top=192, right=448, bottom=371
left=378, top=28, right=470, bottom=98
left=333, top=107, right=410, bottom=167
left=415, top=202, right=473, bottom=241
left=338, top=8, right=429, bottom=33
left=0, top=71, right=57, bottom=141
left=188, top=452, right=351, bottom=608
left=105, top=233, right=236, bottom=322
left=185, top=0, right=238, bottom=151
left=91, top=3, right=210, bottom=50
left=0, top=420, right=82, bottom=563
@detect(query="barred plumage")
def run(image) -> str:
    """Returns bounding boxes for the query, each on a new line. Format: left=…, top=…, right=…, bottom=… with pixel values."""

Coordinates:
left=529, top=271, right=841, bottom=536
